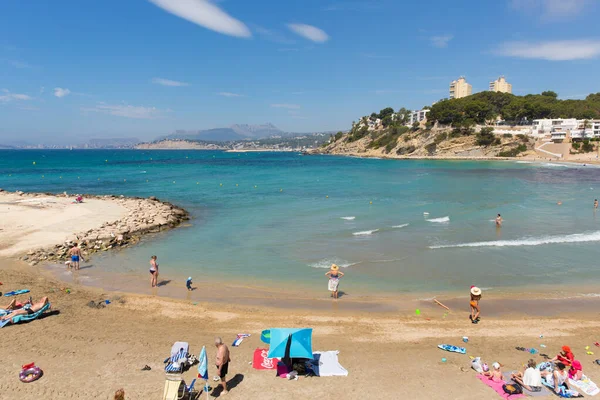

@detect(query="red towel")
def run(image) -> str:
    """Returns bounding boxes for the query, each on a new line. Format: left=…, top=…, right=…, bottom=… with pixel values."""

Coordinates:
left=476, top=374, right=526, bottom=399
left=252, top=348, right=278, bottom=370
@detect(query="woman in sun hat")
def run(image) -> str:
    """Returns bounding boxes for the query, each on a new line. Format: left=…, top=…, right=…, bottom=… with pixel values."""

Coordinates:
left=469, top=286, right=482, bottom=324
left=325, top=264, right=344, bottom=299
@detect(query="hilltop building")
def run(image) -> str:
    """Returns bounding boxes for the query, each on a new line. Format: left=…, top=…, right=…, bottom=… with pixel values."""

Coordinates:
left=449, top=77, right=472, bottom=99
left=408, top=109, right=430, bottom=126
left=489, top=76, right=512, bottom=94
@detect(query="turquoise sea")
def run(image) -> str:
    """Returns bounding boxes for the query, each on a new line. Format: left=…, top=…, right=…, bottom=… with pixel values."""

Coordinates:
left=1, top=150, right=600, bottom=294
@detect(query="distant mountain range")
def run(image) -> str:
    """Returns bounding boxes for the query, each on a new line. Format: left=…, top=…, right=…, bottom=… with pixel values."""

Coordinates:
left=163, top=123, right=284, bottom=142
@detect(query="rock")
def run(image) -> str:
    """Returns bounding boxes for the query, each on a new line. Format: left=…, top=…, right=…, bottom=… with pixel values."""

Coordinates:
left=149, top=196, right=158, bottom=201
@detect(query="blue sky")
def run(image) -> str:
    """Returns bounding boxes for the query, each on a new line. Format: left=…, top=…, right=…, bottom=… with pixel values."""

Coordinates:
left=1, top=0, right=600, bottom=144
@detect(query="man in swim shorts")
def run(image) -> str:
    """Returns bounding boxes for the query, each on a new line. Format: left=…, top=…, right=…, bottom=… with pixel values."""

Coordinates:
left=215, top=337, right=231, bottom=395
left=68, top=243, right=85, bottom=270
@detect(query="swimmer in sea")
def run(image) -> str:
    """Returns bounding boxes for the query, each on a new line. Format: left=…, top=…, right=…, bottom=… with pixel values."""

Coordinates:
left=495, top=214, right=502, bottom=227
left=595, top=199, right=598, bottom=209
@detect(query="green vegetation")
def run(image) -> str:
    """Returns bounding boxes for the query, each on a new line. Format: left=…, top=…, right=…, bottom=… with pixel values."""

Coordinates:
left=476, top=127, right=498, bottom=146
left=582, top=140, right=595, bottom=153
left=428, top=91, right=600, bottom=126
left=498, top=144, right=527, bottom=157
left=396, top=145, right=416, bottom=155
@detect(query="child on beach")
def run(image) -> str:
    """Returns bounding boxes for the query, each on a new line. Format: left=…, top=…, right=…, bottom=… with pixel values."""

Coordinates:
left=186, top=277, right=193, bottom=291
left=470, top=286, right=482, bottom=324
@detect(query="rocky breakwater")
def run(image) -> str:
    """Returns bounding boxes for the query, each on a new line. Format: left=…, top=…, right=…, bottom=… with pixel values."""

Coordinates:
left=19, top=194, right=189, bottom=266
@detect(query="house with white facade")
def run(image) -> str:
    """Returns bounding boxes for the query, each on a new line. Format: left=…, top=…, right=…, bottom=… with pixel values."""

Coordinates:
left=407, top=109, right=430, bottom=126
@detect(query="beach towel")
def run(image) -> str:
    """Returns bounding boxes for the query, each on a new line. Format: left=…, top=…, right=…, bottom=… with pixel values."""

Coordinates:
left=438, top=344, right=466, bottom=354
left=311, top=351, right=348, bottom=377
left=542, top=378, right=584, bottom=398
left=570, top=374, right=599, bottom=396
left=503, top=372, right=551, bottom=397
left=253, top=348, right=278, bottom=370
left=232, top=333, right=251, bottom=347
left=476, top=374, right=526, bottom=399
left=3, top=289, right=30, bottom=297
left=0, top=303, right=51, bottom=328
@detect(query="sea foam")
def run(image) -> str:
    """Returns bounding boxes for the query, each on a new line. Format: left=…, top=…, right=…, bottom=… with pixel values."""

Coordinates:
left=340, top=216, right=356, bottom=220
left=392, top=223, right=409, bottom=229
left=430, top=231, right=600, bottom=249
left=427, top=216, right=450, bottom=223
left=309, top=258, right=356, bottom=269
left=353, top=229, right=379, bottom=236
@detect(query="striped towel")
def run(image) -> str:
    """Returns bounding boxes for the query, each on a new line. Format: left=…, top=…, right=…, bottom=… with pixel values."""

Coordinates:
left=165, top=348, right=187, bottom=373
left=232, top=333, right=251, bottom=347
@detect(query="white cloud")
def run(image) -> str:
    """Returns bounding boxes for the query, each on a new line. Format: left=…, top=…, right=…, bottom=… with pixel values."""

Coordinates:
left=82, top=103, right=165, bottom=119
left=217, top=92, right=244, bottom=97
left=495, top=39, right=600, bottom=60
left=0, top=89, right=32, bottom=102
left=151, top=77, right=189, bottom=87
left=271, top=103, right=301, bottom=109
left=287, top=24, right=329, bottom=43
left=430, top=34, right=453, bottom=48
left=511, top=0, right=590, bottom=19
left=54, top=87, right=71, bottom=98
left=148, top=0, right=251, bottom=38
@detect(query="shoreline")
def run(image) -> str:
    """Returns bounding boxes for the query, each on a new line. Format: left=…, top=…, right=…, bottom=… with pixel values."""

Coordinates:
left=0, top=190, right=189, bottom=264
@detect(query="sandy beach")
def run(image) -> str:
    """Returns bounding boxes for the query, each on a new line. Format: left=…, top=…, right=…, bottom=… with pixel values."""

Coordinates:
left=1, top=192, right=600, bottom=399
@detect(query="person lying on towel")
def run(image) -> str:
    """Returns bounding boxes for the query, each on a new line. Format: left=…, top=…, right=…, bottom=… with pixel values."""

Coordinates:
left=0, top=297, right=49, bottom=321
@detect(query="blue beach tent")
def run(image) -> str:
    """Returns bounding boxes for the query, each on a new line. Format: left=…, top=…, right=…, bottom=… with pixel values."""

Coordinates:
left=267, top=328, right=313, bottom=359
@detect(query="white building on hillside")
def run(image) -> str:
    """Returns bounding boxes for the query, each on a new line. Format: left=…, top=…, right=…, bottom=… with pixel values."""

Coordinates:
left=407, top=109, right=430, bottom=126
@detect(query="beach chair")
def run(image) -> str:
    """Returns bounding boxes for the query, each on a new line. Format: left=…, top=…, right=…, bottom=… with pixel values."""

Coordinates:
left=0, top=303, right=51, bottom=328
left=162, top=376, right=197, bottom=400
left=164, top=342, right=189, bottom=373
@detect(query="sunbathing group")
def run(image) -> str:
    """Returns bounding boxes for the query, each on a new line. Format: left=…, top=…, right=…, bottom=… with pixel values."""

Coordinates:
left=0, top=297, right=50, bottom=322
left=484, top=345, right=583, bottom=395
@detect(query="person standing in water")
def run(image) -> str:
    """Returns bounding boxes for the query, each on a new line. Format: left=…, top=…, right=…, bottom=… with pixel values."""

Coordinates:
left=495, top=214, right=503, bottom=227
left=594, top=199, right=598, bottom=209
left=149, top=255, right=159, bottom=288
left=326, top=264, right=344, bottom=299
left=68, top=243, right=85, bottom=270
left=470, top=286, right=482, bottom=324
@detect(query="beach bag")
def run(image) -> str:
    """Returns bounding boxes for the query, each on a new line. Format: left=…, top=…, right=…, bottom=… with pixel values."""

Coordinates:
left=471, top=357, right=483, bottom=373
left=503, top=383, right=523, bottom=395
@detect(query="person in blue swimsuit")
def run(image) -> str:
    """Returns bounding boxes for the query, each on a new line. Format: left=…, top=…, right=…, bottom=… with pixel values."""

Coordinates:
left=325, top=264, right=344, bottom=299
left=68, top=243, right=85, bottom=270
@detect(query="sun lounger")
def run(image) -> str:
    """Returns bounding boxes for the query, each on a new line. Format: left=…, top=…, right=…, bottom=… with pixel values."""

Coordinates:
left=0, top=303, right=51, bottom=328
left=164, top=342, right=189, bottom=374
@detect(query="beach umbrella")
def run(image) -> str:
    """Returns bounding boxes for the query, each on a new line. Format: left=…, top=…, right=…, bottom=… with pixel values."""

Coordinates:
left=267, top=328, right=313, bottom=360
left=198, top=346, right=209, bottom=399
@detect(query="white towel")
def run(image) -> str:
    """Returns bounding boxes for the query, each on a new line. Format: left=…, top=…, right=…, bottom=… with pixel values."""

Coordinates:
left=313, top=351, right=348, bottom=377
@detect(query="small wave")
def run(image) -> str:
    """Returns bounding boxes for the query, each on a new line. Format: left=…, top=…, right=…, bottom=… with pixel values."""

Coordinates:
left=392, top=223, right=409, bottom=229
left=340, top=216, right=356, bottom=221
left=353, top=229, right=379, bottom=236
left=430, top=231, right=600, bottom=249
left=309, top=258, right=357, bottom=269
left=423, top=212, right=430, bottom=215
left=583, top=293, right=600, bottom=298
left=141, top=171, right=147, bottom=173
left=427, top=216, right=450, bottom=223
left=516, top=161, right=533, bottom=164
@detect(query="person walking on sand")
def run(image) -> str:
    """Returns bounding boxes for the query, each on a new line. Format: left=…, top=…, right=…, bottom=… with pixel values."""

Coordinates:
left=69, top=243, right=85, bottom=270
left=215, top=337, right=231, bottom=395
left=326, top=264, right=344, bottom=299
left=469, top=286, right=482, bottom=324
left=149, top=255, right=159, bottom=288
left=495, top=214, right=503, bottom=227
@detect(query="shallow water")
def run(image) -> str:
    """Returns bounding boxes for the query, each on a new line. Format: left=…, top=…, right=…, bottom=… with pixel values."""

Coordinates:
left=2, top=150, right=600, bottom=294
